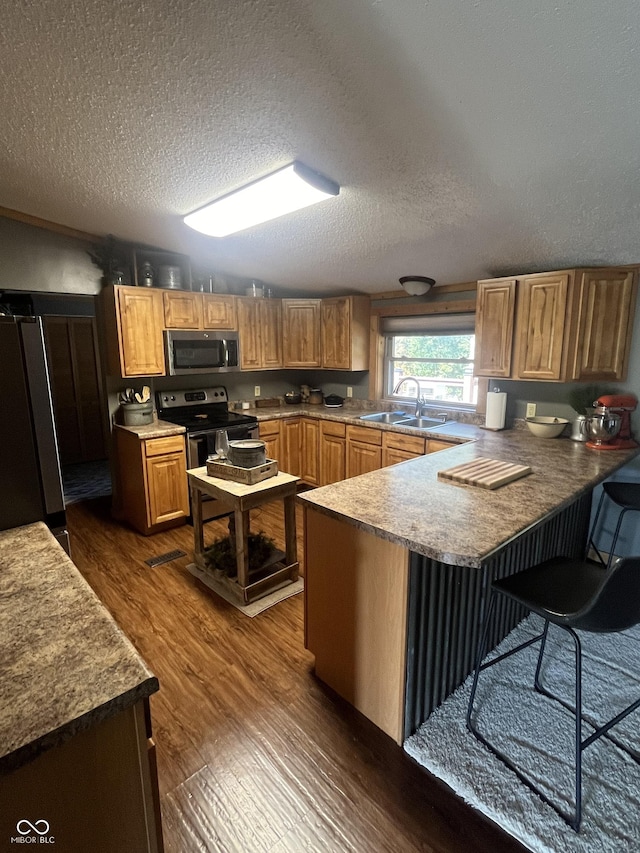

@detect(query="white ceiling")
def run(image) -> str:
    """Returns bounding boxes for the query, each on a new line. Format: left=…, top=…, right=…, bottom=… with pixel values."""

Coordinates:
left=1, top=0, right=638, bottom=294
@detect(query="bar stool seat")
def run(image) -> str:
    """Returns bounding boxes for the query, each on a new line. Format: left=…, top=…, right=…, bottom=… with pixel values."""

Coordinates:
left=466, top=554, right=640, bottom=831
left=588, top=481, right=640, bottom=569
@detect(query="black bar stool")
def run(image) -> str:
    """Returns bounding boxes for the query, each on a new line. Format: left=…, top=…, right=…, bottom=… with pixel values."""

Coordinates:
left=588, top=482, right=640, bottom=569
left=466, top=554, right=640, bottom=831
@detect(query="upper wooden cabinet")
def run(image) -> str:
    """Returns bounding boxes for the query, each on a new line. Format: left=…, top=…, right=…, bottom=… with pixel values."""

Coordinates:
left=475, top=267, right=638, bottom=382
left=282, top=299, right=321, bottom=368
left=203, top=294, right=236, bottom=330
left=514, top=273, right=569, bottom=380
left=164, top=292, right=237, bottom=330
left=236, top=297, right=283, bottom=369
left=163, top=291, right=202, bottom=329
left=100, top=285, right=165, bottom=377
left=570, top=269, right=637, bottom=381
left=474, top=279, right=516, bottom=378
left=321, top=296, right=370, bottom=370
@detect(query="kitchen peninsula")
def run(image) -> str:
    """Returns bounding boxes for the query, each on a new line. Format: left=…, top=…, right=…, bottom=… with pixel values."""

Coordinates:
left=0, top=523, right=162, bottom=851
left=298, top=427, right=640, bottom=744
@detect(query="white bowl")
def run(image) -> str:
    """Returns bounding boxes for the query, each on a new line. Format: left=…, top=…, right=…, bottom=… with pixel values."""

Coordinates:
left=525, top=416, right=569, bottom=438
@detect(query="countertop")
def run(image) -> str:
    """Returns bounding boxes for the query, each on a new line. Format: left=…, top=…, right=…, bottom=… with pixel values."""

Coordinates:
left=0, top=522, right=158, bottom=775
left=114, top=418, right=186, bottom=439
left=281, top=409, right=639, bottom=566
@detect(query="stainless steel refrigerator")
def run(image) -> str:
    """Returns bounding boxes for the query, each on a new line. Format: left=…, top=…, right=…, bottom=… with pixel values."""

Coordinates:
left=0, top=314, right=69, bottom=552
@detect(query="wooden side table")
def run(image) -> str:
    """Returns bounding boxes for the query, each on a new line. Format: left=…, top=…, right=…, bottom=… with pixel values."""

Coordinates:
left=187, top=466, right=300, bottom=604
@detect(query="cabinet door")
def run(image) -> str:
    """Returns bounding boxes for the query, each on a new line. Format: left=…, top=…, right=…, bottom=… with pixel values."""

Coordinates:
left=346, top=441, right=382, bottom=478
left=320, top=422, right=346, bottom=485
left=260, top=299, right=283, bottom=368
left=282, top=418, right=301, bottom=476
left=203, top=295, right=236, bottom=329
left=301, top=418, right=320, bottom=485
left=322, top=297, right=351, bottom=369
left=514, top=274, right=569, bottom=380
left=382, top=431, right=425, bottom=467
left=236, top=298, right=262, bottom=369
left=474, top=279, right=516, bottom=377
left=259, top=419, right=282, bottom=463
left=145, top=452, right=189, bottom=526
left=571, top=269, right=637, bottom=381
left=116, top=287, right=165, bottom=376
left=163, top=291, right=203, bottom=329
left=282, top=299, right=321, bottom=367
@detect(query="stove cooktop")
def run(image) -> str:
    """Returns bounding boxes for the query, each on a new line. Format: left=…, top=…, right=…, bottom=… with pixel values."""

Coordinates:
left=156, top=386, right=257, bottom=433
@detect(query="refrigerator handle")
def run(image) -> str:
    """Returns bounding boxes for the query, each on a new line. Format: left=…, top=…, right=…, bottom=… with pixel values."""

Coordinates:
left=20, top=318, right=65, bottom=516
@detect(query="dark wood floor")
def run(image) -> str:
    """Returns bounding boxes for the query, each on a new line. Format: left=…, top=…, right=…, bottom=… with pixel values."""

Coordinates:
left=67, top=495, right=525, bottom=853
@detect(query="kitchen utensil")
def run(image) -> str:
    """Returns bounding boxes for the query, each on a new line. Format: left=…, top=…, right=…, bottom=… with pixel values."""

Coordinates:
left=308, top=388, right=323, bottom=405
left=525, top=416, right=569, bottom=438
left=570, top=415, right=589, bottom=442
left=158, top=265, right=182, bottom=289
left=245, top=281, right=264, bottom=298
left=586, top=406, right=622, bottom=449
left=141, top=385, right=151, bottom=402
left=587, top=394, right=638, bottom=449
left=215, top=430, right=229, bottom=461
left=438, top=458, right=532, bottom=489
left=228, top=439, right=266, bottom=468
left=324, top=394, right=344, bottom=408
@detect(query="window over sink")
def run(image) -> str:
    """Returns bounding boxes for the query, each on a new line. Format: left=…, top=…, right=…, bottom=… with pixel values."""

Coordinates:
left=382, top=312, right=478, bottom=408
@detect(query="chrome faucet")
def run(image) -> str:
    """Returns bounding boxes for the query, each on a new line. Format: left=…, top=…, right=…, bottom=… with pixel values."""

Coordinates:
left=392, top=376, right=425, bottom=416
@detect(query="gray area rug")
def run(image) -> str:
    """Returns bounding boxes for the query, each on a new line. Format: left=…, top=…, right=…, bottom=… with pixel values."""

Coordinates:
left=62, top=460, right=112, bottom=504
left=187, top=562, right=303, bottom=617
left=404, top=614, right=640, bottom=852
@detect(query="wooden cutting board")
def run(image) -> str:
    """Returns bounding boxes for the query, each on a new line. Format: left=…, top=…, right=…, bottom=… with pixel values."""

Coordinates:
left=437, top=457, right=532, bottom=489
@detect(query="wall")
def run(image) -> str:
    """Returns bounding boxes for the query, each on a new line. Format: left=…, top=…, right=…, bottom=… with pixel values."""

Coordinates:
left=0, top=216, right=101, bottom=294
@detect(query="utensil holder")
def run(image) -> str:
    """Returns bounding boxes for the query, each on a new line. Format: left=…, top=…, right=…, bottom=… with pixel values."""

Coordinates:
left=121, top=401, right=154, bottom=426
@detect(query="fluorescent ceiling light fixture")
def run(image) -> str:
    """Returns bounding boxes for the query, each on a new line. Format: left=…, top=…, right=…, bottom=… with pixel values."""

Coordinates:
left=184, top=161, right=340, bottom=237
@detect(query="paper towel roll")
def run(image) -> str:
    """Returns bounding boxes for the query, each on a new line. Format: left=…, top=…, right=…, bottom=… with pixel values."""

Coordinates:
left=485, top=391, right=507, bottom=430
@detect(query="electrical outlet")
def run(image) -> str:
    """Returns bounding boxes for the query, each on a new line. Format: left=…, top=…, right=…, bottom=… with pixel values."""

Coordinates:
left=526, top=402, right=537, bottom=418
left=254, top=385, right=260, bottom=397
left=346, top=386, right=353, bottom=398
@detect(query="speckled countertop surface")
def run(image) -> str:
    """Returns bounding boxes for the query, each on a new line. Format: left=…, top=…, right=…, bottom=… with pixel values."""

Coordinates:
left=0, top=522, right=158, bottom=776
left=266, top=406, right=639, bottom=567
left=114, top=418, right=185, bottom=439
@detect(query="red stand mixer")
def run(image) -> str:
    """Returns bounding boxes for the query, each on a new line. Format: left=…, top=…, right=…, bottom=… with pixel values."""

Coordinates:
left=585, top=394, right=638, bottom=450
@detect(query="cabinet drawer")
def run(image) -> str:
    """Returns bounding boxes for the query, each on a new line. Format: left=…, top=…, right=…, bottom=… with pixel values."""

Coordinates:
left=144, top=435, right=185, bottom=457
left=426, top=439, right=456, bottom=454
left=382, top=431, right=425, bottom=454
left=321, top=420, right=346, bottom=438
left=346, top=424, right=383, bottom=446
left=259, top=419, right=281, bottom=439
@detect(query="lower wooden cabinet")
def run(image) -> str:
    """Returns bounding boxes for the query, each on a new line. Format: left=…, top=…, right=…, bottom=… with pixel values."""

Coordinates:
left=114, top=429, right=190, bottom=535
left=346, top=425, right=382, bottom=478
left=0, top=700, right=163, bottom=853
left=257, top=416, right=458, bottom=485
left=301, top=418, right=320, bottom=485
left=426, top=439, right=456, bottom=454
left=382, top=431, right=426, bottom=467
left=258, top=419, right=282, bottom=464
left=282, top=418, right=302, bottom=476
left=320, top=421, right=346, bottom=485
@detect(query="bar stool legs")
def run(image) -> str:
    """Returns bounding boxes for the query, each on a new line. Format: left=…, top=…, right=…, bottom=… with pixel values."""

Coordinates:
left=588, top=484, right=640, bottom=570
left=466, top=597, right=584, bottom=830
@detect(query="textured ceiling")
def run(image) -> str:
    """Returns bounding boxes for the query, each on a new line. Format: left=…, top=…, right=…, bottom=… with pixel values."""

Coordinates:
left=0, top=0, right=638, bottom=294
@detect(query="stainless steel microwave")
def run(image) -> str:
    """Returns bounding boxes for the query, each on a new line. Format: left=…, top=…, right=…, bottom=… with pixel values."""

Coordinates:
left=164, top=330, right=240, bottom=375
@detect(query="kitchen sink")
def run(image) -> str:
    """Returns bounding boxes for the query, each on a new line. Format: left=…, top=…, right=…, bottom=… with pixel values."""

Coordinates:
left=392, top=416, right=456, bottom=430
left=359, top=411, right=412, bottom=424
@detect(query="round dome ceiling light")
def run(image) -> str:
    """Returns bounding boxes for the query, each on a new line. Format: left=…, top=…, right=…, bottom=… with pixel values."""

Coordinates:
left=399, top=276, right=435, bottom=296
